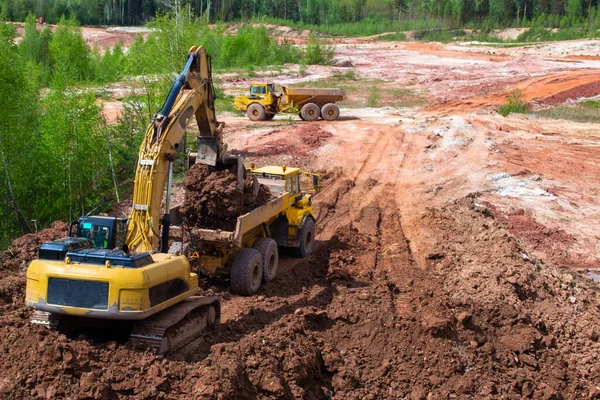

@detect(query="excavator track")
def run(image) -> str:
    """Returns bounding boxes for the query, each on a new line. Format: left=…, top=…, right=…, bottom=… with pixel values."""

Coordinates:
left=129, top=296, right=220, bottom=354
left=30, top=310, right=61, bottom=329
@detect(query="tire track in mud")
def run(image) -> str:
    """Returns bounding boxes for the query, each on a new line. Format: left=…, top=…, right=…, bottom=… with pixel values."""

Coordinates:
left=316, top=121, right=427, bottom=320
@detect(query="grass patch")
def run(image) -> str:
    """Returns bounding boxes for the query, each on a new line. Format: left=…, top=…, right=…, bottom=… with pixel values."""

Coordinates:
left=367, top=87, right=379, bottom=107
left=375, top=32, right=408, bottom=41
left=516, top=27, right=599, bottom=42
left=532, top=101, right=600, bottom=123
left=385, top=87, right=427, bottom=107
left=215, top=94, right=238, bottom=114
left=415, top=29, right=457, bottom=43
left=498, top=89, right=528, bottom=116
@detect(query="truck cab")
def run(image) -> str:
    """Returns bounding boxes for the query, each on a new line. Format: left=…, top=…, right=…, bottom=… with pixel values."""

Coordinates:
left=233, top=83, right=280, bottom=120
left=248, top=165, right=320, bottom=227
left=249, top=165, right=319, bottom=202
left=248, top=83, right=277, bottom=98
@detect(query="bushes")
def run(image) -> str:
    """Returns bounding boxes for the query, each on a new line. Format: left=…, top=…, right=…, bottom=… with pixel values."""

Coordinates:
left=498, top=89, right=528, bottom=116
left=126, top=16, right=330, bottom=71
left=303, top=34, right=334, bottom=65
left=93, top=43, right=126, bottom=83
left=48, top=17, right=93, bottom=88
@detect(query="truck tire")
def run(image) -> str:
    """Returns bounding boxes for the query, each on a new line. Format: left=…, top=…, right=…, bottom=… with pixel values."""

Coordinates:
left=253, top=237, right=279, bottom=282
left=300, top=103, right=320, bottom=121
left=247, top=103, right=266, bottom=121
left=321, top=103, right=340, bottom=121
left=231, top=248, right=263, bottom=295
left=293, top=217, right=316, bottom=258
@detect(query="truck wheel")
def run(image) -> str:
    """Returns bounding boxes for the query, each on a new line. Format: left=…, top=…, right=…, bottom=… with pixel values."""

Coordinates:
left=231, top=248, right=263, bottom=295
left=294, top=218, right=316, bottom=258
left=247, top=103, right=266, bottom=121
left=321, top=103, right=340, bottom=121
left=300, top=103, right=320, bottom=121
left=253, top=238, right=279, bottom=282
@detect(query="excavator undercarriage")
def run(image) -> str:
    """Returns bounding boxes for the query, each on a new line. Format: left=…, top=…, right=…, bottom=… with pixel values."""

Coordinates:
left=31, top=296, right=220, bottom=355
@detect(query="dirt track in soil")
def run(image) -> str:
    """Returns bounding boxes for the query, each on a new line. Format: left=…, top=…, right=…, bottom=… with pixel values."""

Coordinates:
left=2, top=31, right=600, bottom=399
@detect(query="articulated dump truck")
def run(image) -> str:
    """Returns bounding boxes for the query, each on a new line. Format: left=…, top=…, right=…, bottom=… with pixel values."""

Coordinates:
left=189, top=165, right=321, bottom=296
left=234, top=82, right=346, bottom=121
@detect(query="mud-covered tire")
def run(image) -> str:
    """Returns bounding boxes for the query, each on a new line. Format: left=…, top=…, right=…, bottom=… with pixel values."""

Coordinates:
left=231, top=248, right=263, bottom=295
left=321, top=103, right=340, bottom=121
left=294, top=217, right=316, bottom=258
left=300, top=103, right=320, bottom=121
left=253, top=237, right=279, bottom=282
left=247, top=103, right=266, bottom=121
left=264, top=113, right=275, bottom=120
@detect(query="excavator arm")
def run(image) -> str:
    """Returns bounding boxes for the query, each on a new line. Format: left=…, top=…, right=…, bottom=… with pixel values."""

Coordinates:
left=126, top=46, right=241, bottom=253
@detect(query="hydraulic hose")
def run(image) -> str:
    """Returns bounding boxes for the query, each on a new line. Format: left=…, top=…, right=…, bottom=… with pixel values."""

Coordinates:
left=157, top=54, right=195, bottom=118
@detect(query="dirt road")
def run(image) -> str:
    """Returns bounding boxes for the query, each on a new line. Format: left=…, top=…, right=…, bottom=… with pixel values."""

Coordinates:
left=2, top=33, right=600, bottom=399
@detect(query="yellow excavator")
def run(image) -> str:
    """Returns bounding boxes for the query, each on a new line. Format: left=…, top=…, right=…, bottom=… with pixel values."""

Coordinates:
left=25, top=46, right=241, bottom=354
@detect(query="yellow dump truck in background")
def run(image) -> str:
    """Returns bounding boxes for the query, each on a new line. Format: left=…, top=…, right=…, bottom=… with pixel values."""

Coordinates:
left=234, top=82, right=346, bottom=121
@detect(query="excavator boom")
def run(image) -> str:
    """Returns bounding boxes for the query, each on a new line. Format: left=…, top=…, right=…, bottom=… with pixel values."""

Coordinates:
left=126, top=46, right=239, bottom=253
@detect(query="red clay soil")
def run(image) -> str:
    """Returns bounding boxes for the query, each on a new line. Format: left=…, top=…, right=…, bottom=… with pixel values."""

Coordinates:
left=428, top=70, right=600, bottom=113
left=540, top=81, right=600, bottom=105
left=402, top=42, right=510, bottom=62
left=232, top=123, right=333, bottom=171
left=480, top=202, right=585, bottom=268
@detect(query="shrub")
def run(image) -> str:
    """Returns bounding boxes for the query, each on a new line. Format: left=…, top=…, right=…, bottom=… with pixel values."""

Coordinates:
left=302, top=34, right=335, bottom=65
left=498, top=89, right=528, bottom=116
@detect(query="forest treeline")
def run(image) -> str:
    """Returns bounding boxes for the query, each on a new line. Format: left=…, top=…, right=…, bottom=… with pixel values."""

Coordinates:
left=0, top=13, right=333, bottom=247
left=2, top=0, right=600, bottom=31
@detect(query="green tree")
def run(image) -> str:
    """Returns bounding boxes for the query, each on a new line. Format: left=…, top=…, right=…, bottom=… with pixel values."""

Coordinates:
left=94, top=42, right=126, bottom=83
left=48, top=17, right=92, bottom=88
left=0, top=23, right=40, bottom=244
left=37, top=90, right=112, bottom=222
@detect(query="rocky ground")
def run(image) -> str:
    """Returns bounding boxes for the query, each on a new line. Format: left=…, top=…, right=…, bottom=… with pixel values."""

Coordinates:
left=2, top=29, right=600, bottom=399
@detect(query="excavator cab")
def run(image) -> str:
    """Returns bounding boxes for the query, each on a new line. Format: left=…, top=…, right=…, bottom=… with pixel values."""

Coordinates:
left=69, top=216, right=128, bottom=250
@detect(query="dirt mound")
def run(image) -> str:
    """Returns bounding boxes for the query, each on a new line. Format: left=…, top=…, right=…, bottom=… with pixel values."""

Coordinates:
left=180, top=164, right=271, bottom=231
left=3, top=221, right=68, bottom=269
left=0, top=322, right=198, bottom=399
left=540, top=81, right=600, bottom=105
left=0, top=221, right=69, bottom=309
left=407, top=197, right=600, bottom=398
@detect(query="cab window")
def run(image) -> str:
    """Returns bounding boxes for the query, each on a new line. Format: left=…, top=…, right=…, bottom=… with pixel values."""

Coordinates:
left=92, top=226, right=111, bottom=249
left=250, top=86, right=266, bottom=95
left=286, top=175, right=300, bottom=196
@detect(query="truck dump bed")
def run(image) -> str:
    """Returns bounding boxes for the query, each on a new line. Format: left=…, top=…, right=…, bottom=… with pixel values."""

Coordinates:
left=194, top=193, right=289, bottom=247
left=282, top=87, right=346, bottom=107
